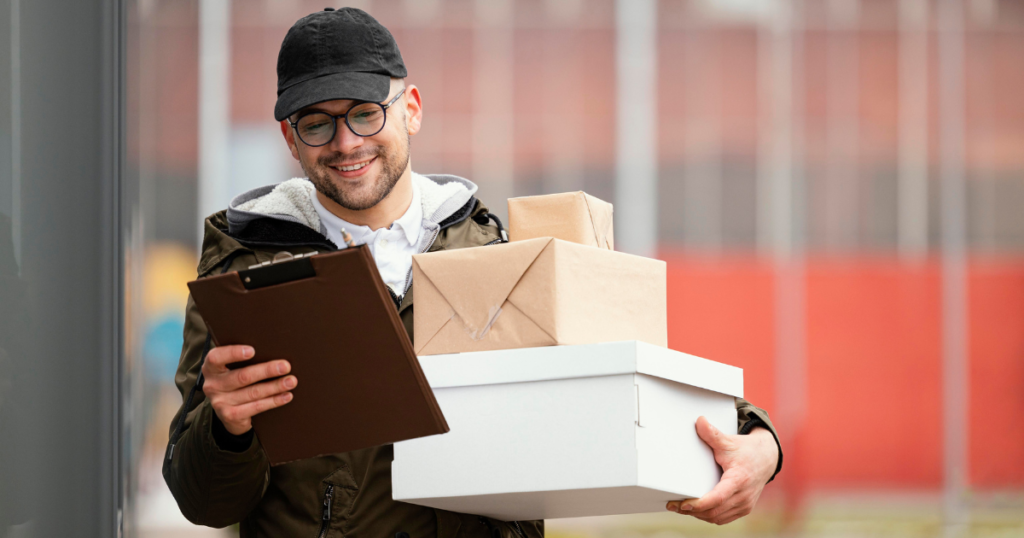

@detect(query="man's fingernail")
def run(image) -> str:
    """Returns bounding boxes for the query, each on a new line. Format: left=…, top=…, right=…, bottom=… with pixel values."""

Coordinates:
left=680, top=502, right=694, bottom=511
left=277, top=361, right=288, bottom=375
left=284, top=376, right=297, bottom=388
left=666, top=502, right=678, bottom=511
left=243, top=346, right=254, bottom=358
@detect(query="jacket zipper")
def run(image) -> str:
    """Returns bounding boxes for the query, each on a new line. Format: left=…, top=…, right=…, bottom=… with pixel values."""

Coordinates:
left=399, top=227, right=441, bottom=298
left=512, top=521, right=527, bottom=538
left=316, top=484, right=334, bottom=538
left=386, top=286, right=402, bottom=309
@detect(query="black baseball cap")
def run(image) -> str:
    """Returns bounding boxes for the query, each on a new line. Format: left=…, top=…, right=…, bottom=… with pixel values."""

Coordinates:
left=274, top=7, right=407, bottom=122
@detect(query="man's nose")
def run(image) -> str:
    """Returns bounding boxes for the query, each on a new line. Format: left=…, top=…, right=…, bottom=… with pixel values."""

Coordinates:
left=329, top=119, right=365, bottom=155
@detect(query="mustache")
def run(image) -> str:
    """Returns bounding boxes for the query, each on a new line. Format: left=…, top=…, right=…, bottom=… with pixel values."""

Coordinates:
left=317, top=147, right=384, bottom=167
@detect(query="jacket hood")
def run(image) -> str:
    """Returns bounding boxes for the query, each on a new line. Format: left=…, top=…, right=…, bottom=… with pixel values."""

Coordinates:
left=226, top=173, right=478, bottom=237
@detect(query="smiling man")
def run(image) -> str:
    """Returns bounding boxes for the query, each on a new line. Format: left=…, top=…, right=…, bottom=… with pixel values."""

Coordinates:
left=163, top=7, right=782, bottom=538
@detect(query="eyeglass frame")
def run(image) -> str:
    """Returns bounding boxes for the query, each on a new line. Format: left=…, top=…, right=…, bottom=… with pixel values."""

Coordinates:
left=288, top=88, right=407, bottom=147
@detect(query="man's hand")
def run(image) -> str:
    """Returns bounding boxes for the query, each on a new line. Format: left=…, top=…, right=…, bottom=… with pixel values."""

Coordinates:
left=666, top=416, right=778, bottom=525
left=201, top=345, right=297, bottom=435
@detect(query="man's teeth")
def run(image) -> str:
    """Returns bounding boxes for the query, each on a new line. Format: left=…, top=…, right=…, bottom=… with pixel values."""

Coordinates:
left=336, top=160, right=372, bottom=172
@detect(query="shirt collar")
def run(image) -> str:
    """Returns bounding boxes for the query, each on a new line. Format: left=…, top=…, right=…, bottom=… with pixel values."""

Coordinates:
left=391, top=177, right=422, bottom=245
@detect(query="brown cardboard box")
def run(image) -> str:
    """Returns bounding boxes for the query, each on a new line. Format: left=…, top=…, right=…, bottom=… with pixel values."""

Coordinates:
left=412, top=237, right=666, bottom=356
left=508, top=192, right=614, bottom=250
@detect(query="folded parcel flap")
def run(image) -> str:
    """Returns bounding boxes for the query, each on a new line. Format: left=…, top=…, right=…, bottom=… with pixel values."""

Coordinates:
left=412, top=237, right=666, bottom=356
left=508, top=191, right=614, bottom=250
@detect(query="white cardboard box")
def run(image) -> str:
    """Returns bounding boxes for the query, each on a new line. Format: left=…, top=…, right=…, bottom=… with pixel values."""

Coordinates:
left=392, top=341, right=742, bottom=521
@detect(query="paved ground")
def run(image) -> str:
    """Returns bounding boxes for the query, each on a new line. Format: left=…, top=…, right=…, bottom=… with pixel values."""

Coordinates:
left=546, top=491, right=1024, bottom=538
left=134, top=490, right=1024, bottom=538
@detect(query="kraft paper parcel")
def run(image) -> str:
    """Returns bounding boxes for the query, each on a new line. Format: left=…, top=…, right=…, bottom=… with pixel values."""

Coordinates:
left=508, top=192, right=614, bottom=250
left=412, top=237, right=666, bottom=356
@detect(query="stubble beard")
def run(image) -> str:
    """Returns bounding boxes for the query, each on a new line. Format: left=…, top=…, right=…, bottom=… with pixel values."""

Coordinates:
left=303, top=127, right=411, bottom=211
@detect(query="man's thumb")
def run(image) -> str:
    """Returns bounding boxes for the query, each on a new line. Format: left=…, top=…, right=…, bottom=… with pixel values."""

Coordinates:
left=695, top=416, right=731, bottom=451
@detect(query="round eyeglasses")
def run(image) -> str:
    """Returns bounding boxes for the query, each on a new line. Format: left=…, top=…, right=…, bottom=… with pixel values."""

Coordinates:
left=290, top=88, right=406, bottom=147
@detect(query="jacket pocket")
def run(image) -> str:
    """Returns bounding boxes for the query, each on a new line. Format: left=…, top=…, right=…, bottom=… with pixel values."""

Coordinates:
left=316, top=466, right=360, bottom=538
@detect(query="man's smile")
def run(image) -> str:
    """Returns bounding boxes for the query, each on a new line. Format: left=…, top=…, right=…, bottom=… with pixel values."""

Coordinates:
left=328, top=156, right=377, bottom=178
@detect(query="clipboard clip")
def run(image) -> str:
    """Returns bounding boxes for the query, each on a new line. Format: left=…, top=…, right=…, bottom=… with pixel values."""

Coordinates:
left=240, top=251, right=320, bottom=290
left=248, top=250, right=319, bottom=270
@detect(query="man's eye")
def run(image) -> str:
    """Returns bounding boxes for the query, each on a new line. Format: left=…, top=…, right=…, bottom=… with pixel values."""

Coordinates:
left=302, top=121, right=330, bottom=132
left=353, top=110, right=381, bottom=122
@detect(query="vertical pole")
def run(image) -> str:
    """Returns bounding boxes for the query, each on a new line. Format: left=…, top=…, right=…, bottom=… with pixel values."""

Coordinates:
left=682, top=11, right=722, bottom=252
left=968, top=0, right=996, bottom=252
left=824, top=0, right=860, bottom=251
left=99, top=0, right=124, bottom=533
left=938, top=0, right=969, bottom=536
left=615, top=0, right=658, bottom=257
left=758, top=0, right=795, bottom=260
left=543, top=0, right=584, bottom=194
left=756, top=0, right=777, bottom=256
left=472, top=0, right=515, bottom=224
left=761, top=0, right=807, bottom=521
left=767, top=0, right=803, bottom=407
left=197, top=0, right=231, bottom=247
left=898, top=0, right=930, bottom=258
left=9, top=0, right=20, bottom=270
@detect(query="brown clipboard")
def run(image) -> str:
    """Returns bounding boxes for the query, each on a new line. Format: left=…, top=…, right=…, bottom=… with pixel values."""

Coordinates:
left=187, top=246, right=448, bottom=465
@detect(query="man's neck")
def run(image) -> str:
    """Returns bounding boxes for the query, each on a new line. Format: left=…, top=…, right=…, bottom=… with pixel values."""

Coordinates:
left=316, top=169, right=413, bottom=231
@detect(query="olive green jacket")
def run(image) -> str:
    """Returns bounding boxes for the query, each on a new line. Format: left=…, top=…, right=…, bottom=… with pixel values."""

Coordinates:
left=164, top=175, right=781, bottom=538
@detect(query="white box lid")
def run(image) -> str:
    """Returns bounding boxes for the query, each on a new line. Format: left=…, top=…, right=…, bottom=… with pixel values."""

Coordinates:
left=417, top=340, right=743, bottom=398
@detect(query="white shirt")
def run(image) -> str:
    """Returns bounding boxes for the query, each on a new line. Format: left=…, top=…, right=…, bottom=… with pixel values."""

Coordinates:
left=311, top=179, right=423, bottom=297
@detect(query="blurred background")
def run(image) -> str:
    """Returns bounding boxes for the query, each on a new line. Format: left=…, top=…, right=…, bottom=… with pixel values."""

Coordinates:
left=2, top=0, right=1022, bottom=536
left=125, top=0, right=1024, bottom=536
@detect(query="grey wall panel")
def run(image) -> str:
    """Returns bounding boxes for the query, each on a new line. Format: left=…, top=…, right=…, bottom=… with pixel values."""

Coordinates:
left=0, top=0, right=123, bottom=535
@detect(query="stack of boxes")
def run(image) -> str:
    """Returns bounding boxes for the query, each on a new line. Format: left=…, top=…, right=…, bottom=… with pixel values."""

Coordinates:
left=392, top=192, right=744, bottom=521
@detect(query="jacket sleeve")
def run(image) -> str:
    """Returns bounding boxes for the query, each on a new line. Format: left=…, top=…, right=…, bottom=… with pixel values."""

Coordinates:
left=162, top=291, right=271, bottom=527
left=735, top=398, right=783, bottom=483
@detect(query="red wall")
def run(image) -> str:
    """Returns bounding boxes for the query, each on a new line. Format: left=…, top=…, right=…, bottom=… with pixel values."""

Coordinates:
left=969, top=259, right=1024, bottom=488
left=663, top=252, right=1024, bottom=490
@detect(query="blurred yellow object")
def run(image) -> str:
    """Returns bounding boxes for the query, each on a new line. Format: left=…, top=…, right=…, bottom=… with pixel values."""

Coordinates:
left=143, top=243, right=198, bottom=318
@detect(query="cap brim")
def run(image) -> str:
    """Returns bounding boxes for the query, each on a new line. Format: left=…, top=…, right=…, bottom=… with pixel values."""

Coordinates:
left=274, top=71, right=391, bottom=121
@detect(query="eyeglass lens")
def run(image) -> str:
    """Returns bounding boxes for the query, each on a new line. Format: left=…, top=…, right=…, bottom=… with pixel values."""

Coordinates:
left=296, top=102, right=387, bottom=146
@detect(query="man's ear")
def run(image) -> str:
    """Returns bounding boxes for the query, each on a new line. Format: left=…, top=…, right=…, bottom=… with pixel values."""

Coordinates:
left=280, top=120, right=301, bottom=161
left=404, top=84, right=423, bottom=136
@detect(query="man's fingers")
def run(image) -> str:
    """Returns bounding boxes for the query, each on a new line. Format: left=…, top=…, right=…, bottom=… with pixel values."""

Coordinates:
left=688, top=497, right=740, bottom=520
left=715, top=507, right=750, bottom=525
left=691, top=504, right=750, bottom=526
left=678, top=472, right=739, bottom=513
left=695, top=416, right=733, bottom=453
left=205, top=345, right=255, bottom=370
left=225, top=375, right=297, bottom=405
left=224, top=391, right=294, bottom=424
left=222, top=359, right=291, bottom=392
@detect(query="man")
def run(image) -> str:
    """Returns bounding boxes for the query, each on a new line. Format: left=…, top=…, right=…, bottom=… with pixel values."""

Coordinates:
left=165, top=7, right=783, bottom=537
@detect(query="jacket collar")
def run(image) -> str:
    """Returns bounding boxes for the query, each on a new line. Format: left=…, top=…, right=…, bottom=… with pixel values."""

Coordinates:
left=226, top=172, right=478, bottom=237
left=198, top=174, right=482, bottom=276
